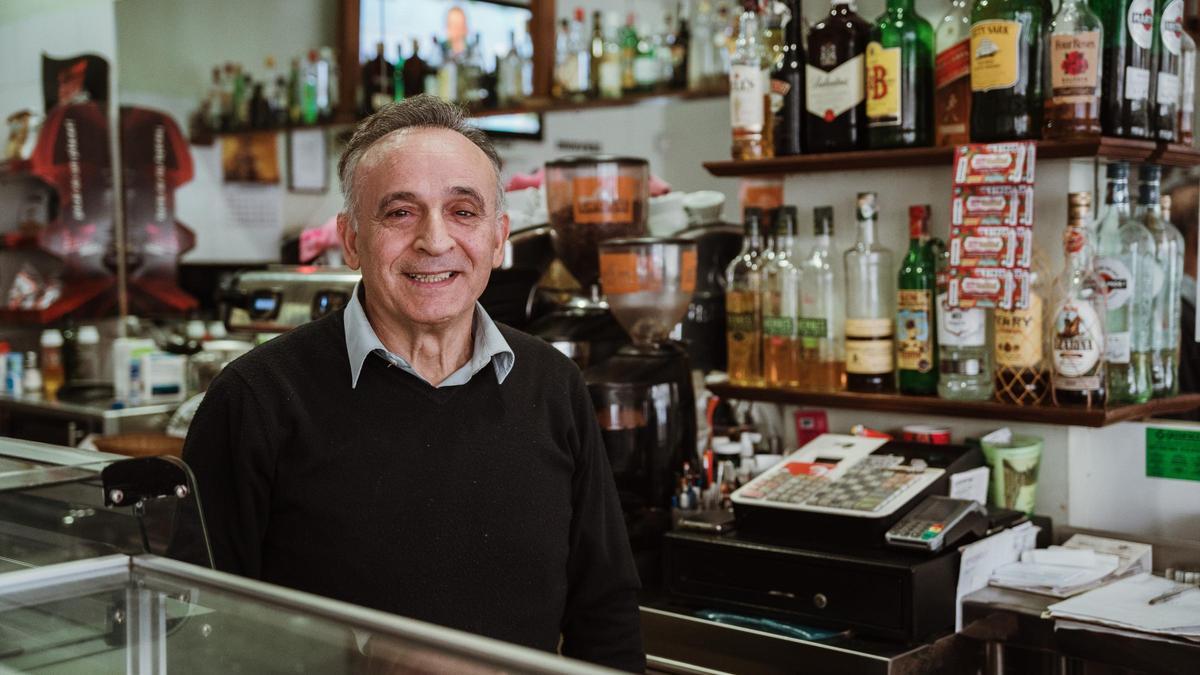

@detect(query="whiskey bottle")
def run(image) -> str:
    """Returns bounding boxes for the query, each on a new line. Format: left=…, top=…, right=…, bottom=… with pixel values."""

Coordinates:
left=969, top=0, right=1045, bottom=141
left=773, top=0, right=805, bottom=156
left=731, top=3, right=772, bottom=159
left=897, top=205, right=938, bottom=394
left=845, top=193, right=896, bottom=392
left=763, top=206, right=802, bottom=387
left=1136, top=165, right=1185, bottom=397
left=995, top=255, right=1051, bottom=405
left=867, top=0, right=936, bottom=147
left=800, top=206, right=846, bottom=391
left=806, top=0, right=872, bottom=151
left=1094, top=161, right=1154, bottom=404
left=1043, top=0, right=1103, bottom=138
left=1095, top=0, right=1155, bottom=138
left=1153, top=0, right=1184, bottom=141
left=1050, top=192, right=1107, bottom=408
left=936, top=0, right=973, bottom=145
left=726, top=207, right=766, bottom=385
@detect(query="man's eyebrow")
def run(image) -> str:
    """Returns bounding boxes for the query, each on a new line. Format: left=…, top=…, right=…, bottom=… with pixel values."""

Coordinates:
left=447, top=186, right=486, bottom=206
left=376, top=191, right=419, bottom=215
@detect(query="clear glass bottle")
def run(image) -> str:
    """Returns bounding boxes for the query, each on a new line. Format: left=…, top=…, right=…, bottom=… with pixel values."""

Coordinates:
left=897, top=205, right=938, bottom=394
left=762, top=206, right=802, bottom=387
left=1043, top=0, right=1104, bottom=138
left=730, top=3, right=772, bottom=159
left=935, top=0, right=973, bottom=145
left=688, top=1, right=716, bottom=90
left=1093, top=161, right=1154, bottom=404
left=844, top=193, right=896, bottom=393
left=1180, top=27, right=1196, bottom=144
left=600, top=12, right=624, bottom=99
left=726, top=207, right=766, bottom=385
left=1135, top=165, right=1185, bottom=397
left=938, top=244, right=995, bottom=400
left=1050, top=192, right=1108, bottom=408
left=799, top=207, right=846, bottom=392
left=994, top=254, right=1051, bottom=405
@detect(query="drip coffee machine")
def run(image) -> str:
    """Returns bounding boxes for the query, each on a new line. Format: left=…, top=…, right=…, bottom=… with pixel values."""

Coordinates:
left=588, top=237, right=701, bottom=583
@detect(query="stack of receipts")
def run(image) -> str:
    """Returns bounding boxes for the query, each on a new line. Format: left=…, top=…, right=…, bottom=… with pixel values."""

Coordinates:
left=1048, top=573, right=1200, bottom=643
left=989, top=534, right=1152, bottom=598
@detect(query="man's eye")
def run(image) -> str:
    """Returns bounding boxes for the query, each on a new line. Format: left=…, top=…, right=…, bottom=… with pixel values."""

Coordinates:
left=386, top=209, right=410, bottom=218
left=454, top=210, right=477, bottom=218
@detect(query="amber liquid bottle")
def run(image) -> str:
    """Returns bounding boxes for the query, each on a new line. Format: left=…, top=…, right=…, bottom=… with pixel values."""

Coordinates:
left=1043, top=0, right=1103, bottom=138
left=994, top=256, right=1052, bottom=404
left=806, top=0, right=873, bottom=151
left=726, top=208, right=766, bottom=385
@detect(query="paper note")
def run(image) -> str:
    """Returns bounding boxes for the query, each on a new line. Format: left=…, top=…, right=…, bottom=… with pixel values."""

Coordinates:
left=950, top=466, right=990, bottom=505
left=288, top=128, right=327, bottom=192
left=955, top=521, right=1038, bottom=631
left=1145, top=427, right=1200, bottom=482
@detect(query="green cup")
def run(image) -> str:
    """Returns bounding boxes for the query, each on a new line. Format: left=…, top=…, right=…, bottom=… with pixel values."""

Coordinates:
left=980, top=434, right=1043, bottom=514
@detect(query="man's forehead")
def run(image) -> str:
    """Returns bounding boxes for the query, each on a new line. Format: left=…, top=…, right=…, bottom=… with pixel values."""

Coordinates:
left=360, top=127, right=490, bottom=174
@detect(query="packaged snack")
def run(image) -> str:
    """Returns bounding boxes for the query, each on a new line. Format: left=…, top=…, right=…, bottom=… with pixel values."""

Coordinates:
left=948, top=267, right=1015, bottom=309
left=953, top=142, right=1035, bottom=185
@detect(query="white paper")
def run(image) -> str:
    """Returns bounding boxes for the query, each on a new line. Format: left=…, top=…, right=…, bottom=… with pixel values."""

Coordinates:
left=955, top=521, right=1038, bottom=631
left=1062, top=534, right=1153, bottom=576
left=223, top=183, right=283, bottom=231
left=289, top=128, right=327, bottom=192
left=950, top=466, right=990, bottom=505
left=1048, top=573, right=1200, bottom=639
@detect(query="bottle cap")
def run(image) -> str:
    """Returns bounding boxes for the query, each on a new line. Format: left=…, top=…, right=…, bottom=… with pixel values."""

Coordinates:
left=40, top=330, right=63, bottom=348
left=78, top=326, right=100, bottom=344
left=856, top=192, right=877, bottom=221
left=1140, top=164, right=1162, bottom=183
left=1106, top=161, right=1130, bottom=179
left=775, top=205, right=798, bottom=237
left=908, top=204, right=930, bottom=238
left=813, top=206, right=834, bottom=236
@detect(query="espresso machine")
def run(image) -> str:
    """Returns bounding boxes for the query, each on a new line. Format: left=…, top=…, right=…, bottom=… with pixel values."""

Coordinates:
left=588, top=237, right=701, bottom=584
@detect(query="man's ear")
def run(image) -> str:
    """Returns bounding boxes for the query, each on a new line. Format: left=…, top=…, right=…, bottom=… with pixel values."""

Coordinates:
left=492, top=212, right=511, bottom=269
left=338, top=213, right=361, bottom=270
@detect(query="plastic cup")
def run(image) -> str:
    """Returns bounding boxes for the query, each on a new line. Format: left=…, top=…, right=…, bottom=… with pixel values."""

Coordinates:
left=980, top=434, right=1043, bottom=514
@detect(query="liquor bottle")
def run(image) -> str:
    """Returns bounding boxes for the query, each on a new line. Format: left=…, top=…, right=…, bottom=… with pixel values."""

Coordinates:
left=806, top=0, right=872, bottom=151
left=969, top=0, right=1045, bottom=141
left=936, top=0, right=973, bottom=145
left=600, top=13, right=624, bottom=99
left=634, top=21, right=660, bottom=91
left=1050, top=192, right=1108, bottom=407
left=773, top=0, right=805, bottom=156
left=726, top=207, right=766, bottom=385
left=1094, top=161, right=1154, bottom=404
left=867, top=0, right=936, bottom=147
left=763, top=206, right=802, bottom=387
left=1180, top=27, right=1196, bottom=144
left=672, top=15, right=691, bottom=89
left=361, top=42, right=394, bottom=115
left=301, top=52, right=320, bottom=124
left=553, top=18, right=572, bottom=99
left=621, top=14, right=639, bottom=92
left=318, top=46, right=337, bottom=119
left=403, top=40, right=427, bottom=99
left=730, top=3, right=773, bottom=159
left=689, top=1, right=718, bottom=90
left=498, top=34, right=521, bottom=107
left=1135, top=165, right=1185, bottom=396
left=392, top=45, right=406, bottom=102
left=590, top=10, right=605, bottom=96
left=206, top=67, right=224, bottom=131
left=1095, top=0, right=1155, bottom=138
left=287, top=58, right=301, bottom=125
left=1153, top=0, right=1184, bottom=141
left=937, top=244, right=995, bottom=400
left=845, top=193, right=896, bottom=393
left=800, top=206, right=846, bottom=391
left=569, top=9, right=592, bottom=100
left=231, top=65, right=248, bottom=129
left=1043, top=0, right=1103, bottom=138
left=897, top=205, right=938, bottom=394
left=995, top=254, right=1051, bottom=405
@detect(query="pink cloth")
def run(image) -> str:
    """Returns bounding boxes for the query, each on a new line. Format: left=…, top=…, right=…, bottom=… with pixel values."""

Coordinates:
left=299, top=215, right=341, bottom=263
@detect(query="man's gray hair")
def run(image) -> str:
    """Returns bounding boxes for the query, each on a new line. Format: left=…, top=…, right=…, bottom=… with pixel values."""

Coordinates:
left=338, top=95, right=505, bottom=229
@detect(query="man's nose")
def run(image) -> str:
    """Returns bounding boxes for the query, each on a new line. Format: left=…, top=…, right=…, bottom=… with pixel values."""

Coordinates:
left=414, top=212, right=454, bottom=257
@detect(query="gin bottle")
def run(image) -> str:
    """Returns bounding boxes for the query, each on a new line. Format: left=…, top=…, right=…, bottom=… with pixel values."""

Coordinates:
left=726, top=207, right=766, bottom=385
left=1093, top=161, right=1154, bottom=404
left=938, top=245, right=995, bottom=400
left=1050, top=192, right=1107, bottom=408
left=762, top=206, right=802, bottom=387
left=845, top=193, right=896, bottom=392
left=897, top=205, right=938, bottom=394
left=1135, top=165, right=1184, bottom=396
left=799, top=206, right=846, bottom=391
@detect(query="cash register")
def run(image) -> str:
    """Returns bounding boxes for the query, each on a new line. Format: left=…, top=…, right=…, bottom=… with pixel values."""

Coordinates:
left=663, top=434, right=1016, bottom=642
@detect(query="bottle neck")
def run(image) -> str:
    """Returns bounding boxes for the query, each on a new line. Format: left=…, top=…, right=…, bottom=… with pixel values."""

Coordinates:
left=744, top=220, right=763, bottom=252
left=1106, top=178, right=1131, bottom=210
left=856, top=217, right=876, bottom=245
left=1138, top=181, right=1162, bottom=213
left=887, top=0, right=915, bottom=11
left=1064, top=224, right=1093, bottom=272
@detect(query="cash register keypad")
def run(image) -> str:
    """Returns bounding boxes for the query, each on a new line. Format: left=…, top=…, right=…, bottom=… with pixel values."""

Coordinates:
left=743, top=455, right=923, bottom=513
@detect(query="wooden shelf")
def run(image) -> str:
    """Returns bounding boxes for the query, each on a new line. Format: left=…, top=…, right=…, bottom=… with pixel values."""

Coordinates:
left=703, top=137, right=1200, bottom=177
left=707, top=382, right=1200, bottom=428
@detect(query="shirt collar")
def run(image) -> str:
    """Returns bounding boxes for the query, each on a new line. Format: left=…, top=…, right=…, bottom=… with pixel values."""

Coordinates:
left=344, top=283, right=514, bottom=389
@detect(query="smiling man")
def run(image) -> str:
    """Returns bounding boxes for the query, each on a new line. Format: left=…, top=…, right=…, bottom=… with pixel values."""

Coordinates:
left=180, top=96, right=644, bottom=671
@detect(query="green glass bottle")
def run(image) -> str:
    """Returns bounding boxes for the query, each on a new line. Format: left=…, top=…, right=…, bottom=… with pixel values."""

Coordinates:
left=897, top=205, right=938, bottom=394
left=866, top=0, right=936, bottom=147
left=969, top=0, right=1045, bottom=140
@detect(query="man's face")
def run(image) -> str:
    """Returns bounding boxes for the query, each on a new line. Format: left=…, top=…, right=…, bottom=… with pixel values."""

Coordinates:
left=339, top=128, right=508, bottom=333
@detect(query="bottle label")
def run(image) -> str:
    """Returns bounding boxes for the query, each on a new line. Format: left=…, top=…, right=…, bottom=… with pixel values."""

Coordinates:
left=572, top=175, right=639, bottom=224
left=599, top=61, right=621, bottom=94
left=796, top=317, right=829, bottom=338
left=1052, top=301, right=1103, bottom=377
left=1161, top=0, right=1184, bottom=56
left=846, top=338, right=895, bottom=374
left=634, top=56, right=659, bottom=85
left=1094, top=256, right=1134, bottom=309
left=995, top=294, right=1043, bottom=367
left=938, top=293, right=986, bottom=347
left=1050, top=32, right=1100, bottom=103
left=727, top=311, right=757, bottom=336
left=1125, top=66, right=1151, bottom=101
left=1106, top=331, right=1132, bottom=363
left=762, top=315, right=797, bottom=337
left=1056, top=375, right=1102, bottom=391
left=845, top=317, right=894, bottom=338
left=897, top=290, right=934, bottom=372
left=731, top=65, right=766, bottom=131
left=1128, top=0, right=1155, bottom=50
left=935, top=39, right=972, bottom=142
left=1157, top=72, right=1180, bottom=106
left=805, top=56, right=865, bottom=122
left=970, top=20, right=1022, bottom=92
left=866, top=42, right=902, bottom=126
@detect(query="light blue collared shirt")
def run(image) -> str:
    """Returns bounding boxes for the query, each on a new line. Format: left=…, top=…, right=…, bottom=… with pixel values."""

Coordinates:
left=343, top=283, right=514, bottom=388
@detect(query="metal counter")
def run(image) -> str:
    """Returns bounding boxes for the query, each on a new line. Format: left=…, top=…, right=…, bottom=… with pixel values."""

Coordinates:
left=0, top=393, right=178, bottom=445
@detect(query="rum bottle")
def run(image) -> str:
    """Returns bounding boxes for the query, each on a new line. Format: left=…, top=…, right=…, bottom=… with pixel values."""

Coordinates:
left=1094, top=161, right=1154, bottom=404
left=1043, top=0, right=1103, bottom=138
left=969, top=0, right=1045, bottom=141
left=897, top=205, right=938, bottom=394
left=1136, top=165, right=1184, bottom=396
left=773, top=0, right=805, bottom=156
left=731, top=3, right=773, bottom=159
left=763, top=206, right=802, bottom=387
left=1050, top=192, right=1108, bottom=407
left=994, top=255, right=1051, bottom=404
left=799, top=206, right=846, bottom=391
left=935, top=0, right=973, bottom=145
left=845, top=193, right=896, bottom=392
left=806, top=0, right=872, bottom=151
left=1095, top=0, right=1155, bottom=138
left=867, top=0, right=936, bottom=147
left=726, top=207, right=766, bottom=385
left=1153, top=0, right=1184, bottom=141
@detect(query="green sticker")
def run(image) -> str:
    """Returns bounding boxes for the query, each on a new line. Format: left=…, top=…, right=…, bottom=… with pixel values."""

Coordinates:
left=1145, top=427, right=1200, bottom=482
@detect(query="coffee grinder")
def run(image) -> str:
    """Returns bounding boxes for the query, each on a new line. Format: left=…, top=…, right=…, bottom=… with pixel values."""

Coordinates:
left=589, top=237, right=701, bottom=584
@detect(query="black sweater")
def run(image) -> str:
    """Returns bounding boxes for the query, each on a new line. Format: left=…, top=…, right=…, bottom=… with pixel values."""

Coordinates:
left=180, top=312, right=645, bottom=671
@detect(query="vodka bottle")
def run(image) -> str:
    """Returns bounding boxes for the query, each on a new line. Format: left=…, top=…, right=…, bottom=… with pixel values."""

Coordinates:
left=845, top=193, right=896, bottom=392
left=1136, top=165, right=1185, bottom=396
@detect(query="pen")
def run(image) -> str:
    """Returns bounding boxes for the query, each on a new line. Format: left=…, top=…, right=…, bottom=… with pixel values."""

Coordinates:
left=1148, top=584, right=1198, bottom=606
